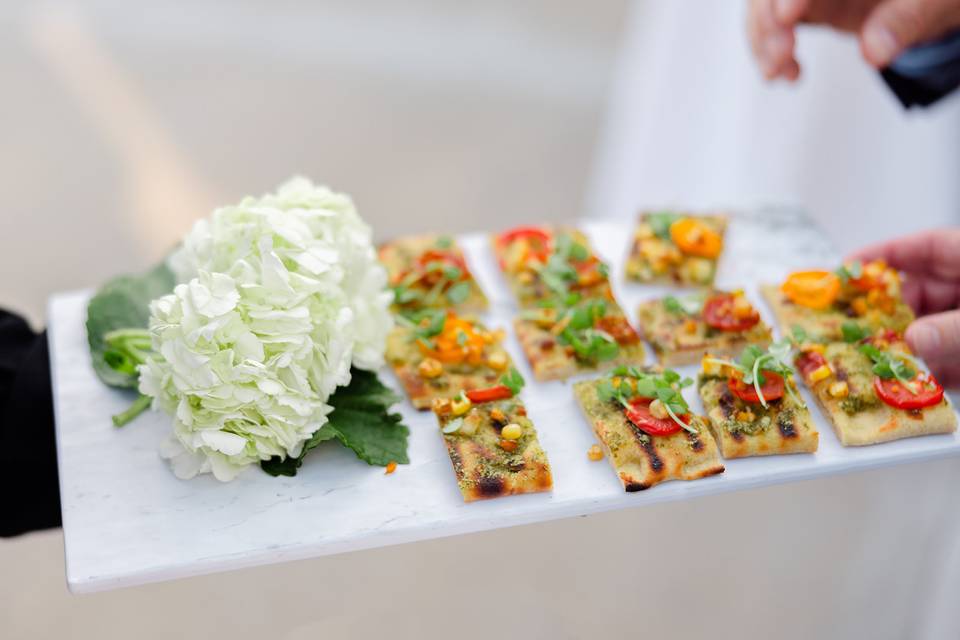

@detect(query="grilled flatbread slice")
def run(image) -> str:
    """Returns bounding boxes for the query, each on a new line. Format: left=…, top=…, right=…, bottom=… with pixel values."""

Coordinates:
left=491, top=225, right=612, bottom=309
left=432, top=396, right=552, bottom=502
left=625, top=212, right=726, bottom=286
left=698, top=374, right=818, bottom=458
left=386, top=311, right=512, bottom=409
left=795, top=340, right=956, bottom=446
left=760, top=260, right=913, bottom=342
left=573, top=375, right=724, bottom=491
left=379, top=233, right=487, bottom=313
left=515, top=298, right=644, bottom=381
left=637, top=291, right=772, bottom=366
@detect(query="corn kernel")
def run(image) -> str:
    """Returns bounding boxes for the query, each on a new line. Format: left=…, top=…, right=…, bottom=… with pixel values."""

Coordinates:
left=732, top=295, right=754, bottom=319
left=808, top=363, right=833, bottom=384
left=851, top=297, right=869, bottom=316
left=499, top=439, right=518, bottom=452
left=828, top=380, right=849, bottom=398
left=432, top=397, right=452, bottom=416
left=384, top=461, right=397, bottom=475
left=587, top=444, right=604, bottom=461
left=518, top=270, right=535, bottom=284
left=460, top=414, right=480, bottom=436
left=737, top=410, right=755, bottom=422
left=451, top=393, right=472, bottom=416
left=683, top=318, right=698, bottom=334
left=702, top=354, right=722, bottom=376
left=490, top=408, right=507, bottom=424
left=801, top=343, right=826, bottom=355
left=418, top=357, right=443, bottom=379
left=487, top=351, right=508, bottom=371
left=501, top=423, right=523, bottom=440
left=635, top=224, right=654, bottom=240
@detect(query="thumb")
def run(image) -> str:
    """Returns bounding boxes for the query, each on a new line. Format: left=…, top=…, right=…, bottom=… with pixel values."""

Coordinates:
left=905, top=309, right=960, bottom=362
left=860, top=0, right=960, bottom=68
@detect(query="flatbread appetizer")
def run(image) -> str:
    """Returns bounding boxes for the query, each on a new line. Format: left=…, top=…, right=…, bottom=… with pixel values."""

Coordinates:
left=491, top=225, right=612, bottom=308
left=637, top=290, right=772, bottom=366
left=574, top=366, right=724, bottom=491
left=698, top=341, right=819, bottom=458
left=431, top=378, right=553, bottom=502
left=386, top=310, right=516, bottom=409
left=379, top=233, right=487, bottom=313
left=625, top=212, right=727, bottom=286
left=516, top=297, right=644, bottom=381
left=793, top=327, right=956, bottom=446
left=761, top=259, right=914, bottom=342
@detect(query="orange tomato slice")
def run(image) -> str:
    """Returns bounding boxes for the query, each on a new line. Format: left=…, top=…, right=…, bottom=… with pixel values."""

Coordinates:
left=669, top=218, right=723, bottom=258
left=781, top=270, right=841, bottom=310
left=417, top=313, right=486, bottom=365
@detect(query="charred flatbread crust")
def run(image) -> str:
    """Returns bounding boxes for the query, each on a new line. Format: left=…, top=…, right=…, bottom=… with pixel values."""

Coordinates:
left=435, top=399, right=552, bottom=502
left=385, top=319, right=511, bottom=410
left=490, top=226, right=612, bottom=308
left=379, top=233, right=488, bottom=313
left=573, top=380, right=724, bottom=491
left=760, top=283, right=914, bottom=342
left=515, top=302, right=645, bottom=381
left=637, top=295, right=772, bottom=367
left=625, top=213, right=726, bottom=286
left=698, top=376, right=818, bottom=458
left=799, top=343, right=957, bottom=446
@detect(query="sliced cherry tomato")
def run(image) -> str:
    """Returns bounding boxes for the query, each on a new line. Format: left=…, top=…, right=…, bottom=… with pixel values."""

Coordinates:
left=466, top=385, right=514, bottom=403
left=669, top=218, right=723, bottom=258
left=702, top=293, right=760, bottom=332
left=795, top=351, right=828, bottom=379
left=624, top=397, right=686, bottom=436
left=728, top=371, right=785, bottom=404
left=595, top=315, right=640, bottom=345
left=781, top=270, right=841, bottom=310
left=496, top=226, right=552, bottom=269
left=417, top=249, right=466, bottom=273
left=874, top=373, right=944, bottom=410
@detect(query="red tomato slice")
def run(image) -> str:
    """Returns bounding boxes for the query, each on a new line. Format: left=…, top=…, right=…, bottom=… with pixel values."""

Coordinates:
left=416, top=250, right=467, bottom=276
left=624, top=397, right=686, bottom=436
left=465, top=385, right=514, bottom=403
left=496, top=226, right=552, bottom=267
left=728, top=371, right=785, bottom=404
left=702, top=294, right=760, bottom=332
left=795, top=351, right=828, bottom=379
left=874, top=373, right=944, bottom=410
left=595, top=315, right=640, bottom=345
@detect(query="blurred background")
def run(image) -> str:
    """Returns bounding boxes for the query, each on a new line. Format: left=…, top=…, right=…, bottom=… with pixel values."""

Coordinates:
left=3, top=1, right=960, bottom=638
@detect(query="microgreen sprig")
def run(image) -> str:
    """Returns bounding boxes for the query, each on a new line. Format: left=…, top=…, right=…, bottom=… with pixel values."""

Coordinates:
left=858, top=344, right=918, bottom=388
left=703, top=339, right=804, bottom=409
left=597, top=366, right=696, bottom=433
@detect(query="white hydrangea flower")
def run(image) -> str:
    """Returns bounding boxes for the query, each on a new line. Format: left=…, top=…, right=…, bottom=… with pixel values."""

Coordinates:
left=140, top=177, right=393, bottom=481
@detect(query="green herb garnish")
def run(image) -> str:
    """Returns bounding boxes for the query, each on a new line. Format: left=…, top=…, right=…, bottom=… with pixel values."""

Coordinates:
left=841, top=321, right=868, bottom=343
left=597, top=367, right=696, bottom=433
left=835, top=261, right=863, bottom=284
left=703, top=339, right=803, bottom=409
left=858, top=344, right=916, bottom=384
left=663, top=294, right=704, bottom=316
left=500, top=367, right=526, bottom=395
left=647, top=212, right=680, bottom=241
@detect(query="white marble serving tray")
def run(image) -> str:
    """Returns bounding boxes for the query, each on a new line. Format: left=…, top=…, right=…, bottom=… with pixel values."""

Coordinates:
left=49, top=212, right=960, bottom=593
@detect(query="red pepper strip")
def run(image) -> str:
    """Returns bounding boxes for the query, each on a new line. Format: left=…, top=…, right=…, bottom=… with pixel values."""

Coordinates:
left=465, top=385, right=514, bottom=403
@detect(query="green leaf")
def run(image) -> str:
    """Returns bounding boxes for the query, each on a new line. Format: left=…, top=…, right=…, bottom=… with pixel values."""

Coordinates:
left=86, top=261, right=176, bottom=388
left=647, top=212, right=679, bottom=241
left=834, top=261, right=862, bottom=284
left=500, top=367, right=526, bottom=395
left=663, top=294, right=703, bottom=316
left=445, top=281, right=471, bottom=304
left=435, top=235, right=453, bottom=249
left=261, top=368, right=410, bottom=476
left=790, top=325, right=809, bottom=344
left=841, top=322, right=868, bottom=343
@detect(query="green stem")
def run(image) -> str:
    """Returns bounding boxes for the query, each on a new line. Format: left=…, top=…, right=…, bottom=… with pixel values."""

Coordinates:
left=112, top=394, right=152, bottom=427
left=104, top=328, right=152, bottom=344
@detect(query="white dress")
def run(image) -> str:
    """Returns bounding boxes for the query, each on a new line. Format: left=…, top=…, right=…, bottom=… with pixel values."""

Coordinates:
left=586, top=3, right=960, bottom=637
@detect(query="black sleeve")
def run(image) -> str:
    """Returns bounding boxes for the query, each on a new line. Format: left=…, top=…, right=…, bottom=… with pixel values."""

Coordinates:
left=0, top=310, right=61, bottom=537
left=881, top=29, right=960, bottom=108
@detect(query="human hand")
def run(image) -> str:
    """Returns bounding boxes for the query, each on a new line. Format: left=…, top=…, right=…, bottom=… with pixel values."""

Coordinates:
left=850, top=229, right=960, bottom=387
left=748, top=0, right=960, bottom=81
